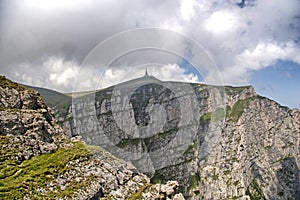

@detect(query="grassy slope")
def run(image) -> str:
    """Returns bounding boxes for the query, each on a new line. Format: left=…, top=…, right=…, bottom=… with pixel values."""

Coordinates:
left=0, top=135, right=100, bottom=199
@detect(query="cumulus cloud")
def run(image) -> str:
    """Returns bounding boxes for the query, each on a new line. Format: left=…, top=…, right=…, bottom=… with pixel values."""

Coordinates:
left=0, top=0, right=299, bottom=92
left=204, top=9, right=244, bottom=36
left=10, top=57, right=81, bottom=92
left=220, top=41, right=300, bottom=83
left=184, top=0, right=300, bottom=84
left=46, top=58, right=80, bottom=89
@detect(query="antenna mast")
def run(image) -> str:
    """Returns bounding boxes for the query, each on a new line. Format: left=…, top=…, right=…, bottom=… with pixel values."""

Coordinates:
left=145, top=68, right=149, bottom=76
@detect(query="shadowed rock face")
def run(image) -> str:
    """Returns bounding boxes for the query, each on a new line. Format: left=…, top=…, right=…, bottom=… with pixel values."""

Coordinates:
left=94, top=83, right=182, bottom=154
left=129, top=83, right=181, bottom=129
left=276, top=157, right=300, bottom=199
left=36, top=76, right=300, bottom=200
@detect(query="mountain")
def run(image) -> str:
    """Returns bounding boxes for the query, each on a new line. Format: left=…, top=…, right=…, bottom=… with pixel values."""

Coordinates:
left=43, top=74, right=300, bottom=199
left=0, top=75, right=185, bottom=200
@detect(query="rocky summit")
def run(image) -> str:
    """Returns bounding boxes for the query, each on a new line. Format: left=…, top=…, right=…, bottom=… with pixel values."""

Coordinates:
left=0, top=76, right=184, bottom=200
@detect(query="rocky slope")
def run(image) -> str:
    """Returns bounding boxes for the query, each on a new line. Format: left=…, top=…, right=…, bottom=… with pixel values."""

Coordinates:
left=0, top=76, right=184, bottom=200
left=50, top=75, right=300, bottom=199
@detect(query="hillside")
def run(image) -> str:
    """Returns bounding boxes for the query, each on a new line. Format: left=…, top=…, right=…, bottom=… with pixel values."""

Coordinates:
left=24, top=85, right=72, bottom=129
left=24, top=85, right=71, bottom=108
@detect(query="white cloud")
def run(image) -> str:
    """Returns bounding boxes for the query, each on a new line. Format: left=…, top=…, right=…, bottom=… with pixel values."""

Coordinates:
left=204, top=9, right=242, bottom=35
left=180, top=0, right=196, bottom=20
left=46, top=58, right=79, bottom=88
left=183, top=0, right=300, bottom=85
left=151, top=64, right=199, bottom=82
left=24, top=0, right=92, bottom=11
left=10, top=57, right=82, bottom=92
left=221, top=41, right=300, bottom=84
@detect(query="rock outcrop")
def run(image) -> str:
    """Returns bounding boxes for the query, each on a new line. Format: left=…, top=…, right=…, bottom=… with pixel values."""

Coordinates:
left=49, top=75, right=300, bottom=199
left=0, top=76, right=184, bottom=200
left=0, top=75, right=62, bottom=162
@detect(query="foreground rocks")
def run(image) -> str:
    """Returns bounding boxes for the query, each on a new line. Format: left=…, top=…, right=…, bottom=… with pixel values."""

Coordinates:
left=0, top=75, right=62, bottom=162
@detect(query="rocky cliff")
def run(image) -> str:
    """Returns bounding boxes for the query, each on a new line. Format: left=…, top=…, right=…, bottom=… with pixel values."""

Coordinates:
left=0, top=76, right=184, bottom=200
left=51, top=75, right=300, bottom=199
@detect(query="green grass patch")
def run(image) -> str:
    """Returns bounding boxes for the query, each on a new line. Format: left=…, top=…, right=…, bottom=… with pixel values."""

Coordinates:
left=225, top=86, right=251, bottom=96
left=223, top=170, right=231, bottom=176
left=233, top=180, right=239, bottom=186
left=128, top=184, right=151, bottom=200
left=245, top=179, right=266, bottom=200
left=200, top=112, right=212, bottom=123
left=143, top=127, right=178, bottom=148
left=226, top=105, right=231, bottom=117
left=200, top=107, right=227, bottom=124
left=225, top=157, right=239, bottom=163
left=212, top=168, right=218, bottom=181
left=116, top=138, right=142, bottom=148
left=183, top=143, right=197, bottom=156
left=228, top=99, right=251, bottom=122
left=188, top=172, right=201, bottom=190
left=0, top=141, right=95, bottom=199
left=150, top=173, right=167, bottom=184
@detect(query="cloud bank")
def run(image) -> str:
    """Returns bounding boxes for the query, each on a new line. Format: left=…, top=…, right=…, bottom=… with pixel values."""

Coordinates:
left=0, top=0, right=299, bottom=92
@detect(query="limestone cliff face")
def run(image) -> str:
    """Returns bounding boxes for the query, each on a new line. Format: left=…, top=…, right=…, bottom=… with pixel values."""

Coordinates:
left=52, top=75, right=300, bottom=200
left=182, top=96, right=300, bottom=199
left=0, top=76, right=184, bottom=200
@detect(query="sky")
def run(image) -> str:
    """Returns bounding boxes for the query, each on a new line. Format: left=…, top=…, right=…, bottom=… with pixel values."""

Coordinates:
left=0, top=0, right=299, bottom=108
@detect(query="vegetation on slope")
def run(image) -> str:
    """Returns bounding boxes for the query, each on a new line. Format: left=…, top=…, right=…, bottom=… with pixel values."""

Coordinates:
left=0, top=136, right=98, bottom=199
left=245, top=179, right=266, bottom=200
left=225, top=85, right=252, bottom=96
left=200, top=107, right=227, bottom=123
left=0, top=76, right=32, bottom=92
left=228, top=99, right=251, bottom=122
left=188, top=172, right=201, bottom=191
